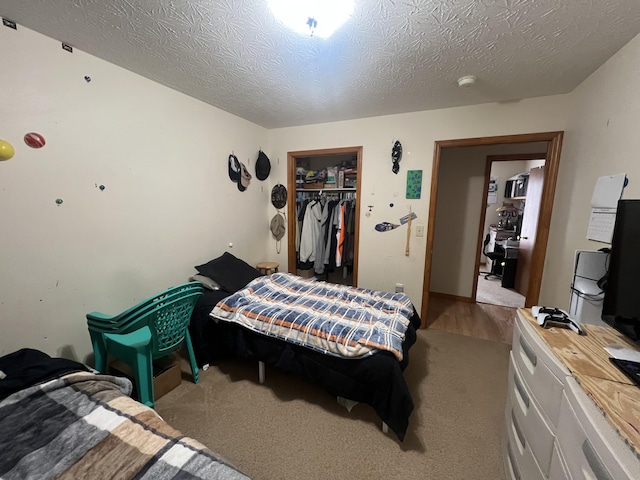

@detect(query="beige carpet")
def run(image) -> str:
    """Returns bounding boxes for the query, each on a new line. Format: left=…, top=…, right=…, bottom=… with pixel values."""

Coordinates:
left=156, top=329, right=510, bottom=480
left=477, top=273, right=525, bottom=308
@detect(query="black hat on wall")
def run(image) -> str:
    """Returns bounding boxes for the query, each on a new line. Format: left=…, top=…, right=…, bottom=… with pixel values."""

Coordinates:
left=228, top=154, right=241, bottom=182
left=256, top=150, right=271, bottom=181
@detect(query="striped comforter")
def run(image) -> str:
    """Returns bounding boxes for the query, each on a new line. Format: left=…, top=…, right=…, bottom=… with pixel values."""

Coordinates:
left=210, top=273, right=414, bottom=361
left=0, top=372, right=248, bottom=480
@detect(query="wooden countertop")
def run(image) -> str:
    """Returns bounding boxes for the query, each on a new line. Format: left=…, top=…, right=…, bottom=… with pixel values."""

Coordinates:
left=518, top=308, right=640, bottom=456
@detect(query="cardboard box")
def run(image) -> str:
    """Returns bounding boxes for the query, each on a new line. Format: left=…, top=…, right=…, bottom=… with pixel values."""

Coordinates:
left=109, top=356, right=181, bottom=401
left=297, top=268, right=315, bottom=278
left=303, top=180, right=324, bottom=189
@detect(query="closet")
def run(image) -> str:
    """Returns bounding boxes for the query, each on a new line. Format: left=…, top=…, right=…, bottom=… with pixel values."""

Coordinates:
left=286, top=147, right=362, bottom=286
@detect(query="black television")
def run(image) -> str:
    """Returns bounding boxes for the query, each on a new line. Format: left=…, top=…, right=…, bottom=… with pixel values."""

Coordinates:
left=601, top=199, right=640, bottom=342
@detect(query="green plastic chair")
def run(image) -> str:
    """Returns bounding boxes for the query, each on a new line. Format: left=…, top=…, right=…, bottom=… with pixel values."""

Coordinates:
left=87, top=283, right=202, bottom=373
left=87, top=283, right=203, bottom=407
left=87, top=282, right=202, bottom=329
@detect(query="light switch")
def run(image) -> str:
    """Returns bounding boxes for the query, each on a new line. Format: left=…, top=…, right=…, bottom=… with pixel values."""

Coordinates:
left=415, top=225, right=425, bottom=237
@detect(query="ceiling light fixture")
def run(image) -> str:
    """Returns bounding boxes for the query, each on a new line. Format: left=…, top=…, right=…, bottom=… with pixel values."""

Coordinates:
left=457, top=75, right=477, bottom=87
left=268, top=0, right=354, bottom=38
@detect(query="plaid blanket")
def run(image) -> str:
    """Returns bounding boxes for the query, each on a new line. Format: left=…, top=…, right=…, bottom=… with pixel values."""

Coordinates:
left=0, top=372, right=249, bottom=480
left=210, top=273, right=414, bottom=361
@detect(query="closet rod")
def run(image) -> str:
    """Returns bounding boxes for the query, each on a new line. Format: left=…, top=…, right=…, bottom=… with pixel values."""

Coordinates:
left=297, top=191, right=356, bottom=200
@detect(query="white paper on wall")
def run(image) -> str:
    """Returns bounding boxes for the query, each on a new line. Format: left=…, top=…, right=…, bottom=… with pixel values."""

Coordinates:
left=586, top=173, right=627, bottom=243
left=487, top=176, right=498, bottom=205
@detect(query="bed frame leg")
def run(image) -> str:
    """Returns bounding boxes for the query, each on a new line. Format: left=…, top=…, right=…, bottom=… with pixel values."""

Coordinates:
left=258, top=361, right=265, bottom=384
left=382, top=422, right=389, bottom=434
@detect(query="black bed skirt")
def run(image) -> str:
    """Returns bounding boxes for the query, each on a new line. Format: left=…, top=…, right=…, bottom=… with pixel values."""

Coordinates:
left=188, top=290, right=421, bottom=441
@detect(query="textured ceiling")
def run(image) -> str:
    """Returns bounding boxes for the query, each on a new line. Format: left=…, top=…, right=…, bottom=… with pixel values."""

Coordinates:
left=2, top=1, right=640, bottom=129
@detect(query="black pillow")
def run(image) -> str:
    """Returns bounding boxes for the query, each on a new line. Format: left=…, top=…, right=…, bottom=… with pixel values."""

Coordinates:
left=195, top=252, right=261, bottom=293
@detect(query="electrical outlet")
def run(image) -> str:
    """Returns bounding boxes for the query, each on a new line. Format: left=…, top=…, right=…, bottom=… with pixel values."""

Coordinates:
left=395, top=283, right=404, bottom=293
left=415, top=225, right=425, bottom=237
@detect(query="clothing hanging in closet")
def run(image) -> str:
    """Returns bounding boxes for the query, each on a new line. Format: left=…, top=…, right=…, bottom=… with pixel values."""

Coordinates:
left=296, top=192, right=355, bottom=275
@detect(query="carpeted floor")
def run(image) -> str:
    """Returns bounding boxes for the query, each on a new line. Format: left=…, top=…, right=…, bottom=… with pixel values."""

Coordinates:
left=156, top=329, right=510, bottom=480
left=477, top=273, right=525, bottom=308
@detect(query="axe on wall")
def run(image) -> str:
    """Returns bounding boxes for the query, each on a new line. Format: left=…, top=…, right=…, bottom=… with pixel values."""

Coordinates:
left=400, top=208, right=417, bottom=256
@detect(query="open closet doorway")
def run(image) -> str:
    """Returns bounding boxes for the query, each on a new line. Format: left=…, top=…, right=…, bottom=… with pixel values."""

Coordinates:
left=286, top=146, right=362, bottom=287
left=421, top=132, right=563, bottom=327
left=476, top=153, right=547, bottom=309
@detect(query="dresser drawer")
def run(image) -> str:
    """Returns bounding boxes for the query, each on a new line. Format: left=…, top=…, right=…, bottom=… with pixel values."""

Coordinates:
left=509, top=351, right=556, bottom=475
left=556, top=377, right=640, bottom=480
left=505, top=396, right=546, bottom=480
left=549, top=442, right=571, bottom=480
left=513, top=312, right=569, bottom=428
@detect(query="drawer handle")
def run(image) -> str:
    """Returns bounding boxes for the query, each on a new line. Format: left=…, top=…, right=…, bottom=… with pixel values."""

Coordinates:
left=507, top=442, right=522, bottom=480
left=582, top=439, right=613, bottom=480
left=511, top=410, right=526, bottom=450
left=519, top=336, right=537, bottom=367
left=513, top=373, right=530, bottom=409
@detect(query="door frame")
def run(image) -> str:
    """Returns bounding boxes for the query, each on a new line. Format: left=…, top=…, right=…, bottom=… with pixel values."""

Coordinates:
left=421, top=132, right=564, bottom=327
left=286, top=146, right=363, bottom=286
left=471, top=152, right=547, bottom=302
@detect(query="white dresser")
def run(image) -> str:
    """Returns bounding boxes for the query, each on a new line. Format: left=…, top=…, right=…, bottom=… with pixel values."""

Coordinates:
left=504, top=309, right=640, bottom=480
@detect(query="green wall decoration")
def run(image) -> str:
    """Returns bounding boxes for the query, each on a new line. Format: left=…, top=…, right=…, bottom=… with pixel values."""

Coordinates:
left=406, top=170, right=423, bottom=199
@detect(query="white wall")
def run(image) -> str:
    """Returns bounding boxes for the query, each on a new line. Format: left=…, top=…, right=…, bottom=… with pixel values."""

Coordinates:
left=269, top=97, right=570, bottom=306
left=430, top=147, right=486, bottom=297
left=0, top=26, right=269, bottom=361
left=541, top=32, right=640, bottom=309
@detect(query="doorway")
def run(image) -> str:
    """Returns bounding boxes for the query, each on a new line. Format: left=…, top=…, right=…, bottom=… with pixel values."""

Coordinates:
left=477, top=153, right=547, bottom=308
left=286, top=146, right=362, bottom=286
left=421, top=132, right=564, bottom=327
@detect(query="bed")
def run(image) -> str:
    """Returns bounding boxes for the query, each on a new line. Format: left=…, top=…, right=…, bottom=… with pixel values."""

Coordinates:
left=0, top=348, right=249, bottom=480
left=188, top=252, right=421, bottom=441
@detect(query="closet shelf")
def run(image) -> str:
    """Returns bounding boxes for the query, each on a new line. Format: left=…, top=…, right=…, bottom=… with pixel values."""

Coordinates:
left=301, top=187, right=356, bottom=192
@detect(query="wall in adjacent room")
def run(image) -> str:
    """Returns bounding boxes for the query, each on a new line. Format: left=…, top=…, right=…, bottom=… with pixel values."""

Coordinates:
left=430, top=147, right=486, bottom=297
left=541, top=32, right=640, bottom=309
left=0, top=26, right=269, bottom=361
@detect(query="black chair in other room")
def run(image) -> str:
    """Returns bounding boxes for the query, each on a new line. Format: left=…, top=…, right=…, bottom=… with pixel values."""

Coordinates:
left=482, top=233, right=505, bottom=280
